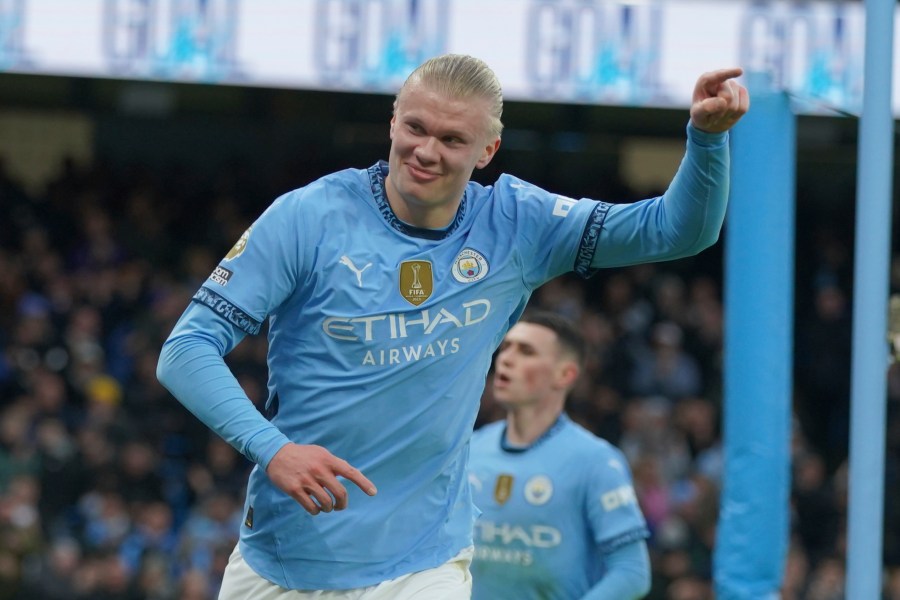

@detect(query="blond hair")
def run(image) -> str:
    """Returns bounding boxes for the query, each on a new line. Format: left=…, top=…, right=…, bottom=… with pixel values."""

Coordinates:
left=394, top=54, right=504, bottom=139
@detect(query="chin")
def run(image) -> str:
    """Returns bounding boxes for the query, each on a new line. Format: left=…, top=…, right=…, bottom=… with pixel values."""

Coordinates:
left=493, top=395, right=514, bottom=407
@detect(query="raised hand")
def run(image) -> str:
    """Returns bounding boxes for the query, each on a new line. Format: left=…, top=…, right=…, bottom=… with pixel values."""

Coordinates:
left=266, top=443, right=377, bottom=515
left=690, top=68, right=750, bottom=134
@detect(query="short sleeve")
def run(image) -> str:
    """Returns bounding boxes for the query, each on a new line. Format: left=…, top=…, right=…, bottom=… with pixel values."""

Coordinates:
left=193, top=191, right=307, bottom=334
left=496, top=174, right=609, bottom=288
left=584, top=446, right=650, bottom=554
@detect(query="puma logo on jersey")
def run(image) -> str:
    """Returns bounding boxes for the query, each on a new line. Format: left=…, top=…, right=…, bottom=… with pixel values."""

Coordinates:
left=340, top=256, right=372, bottom=287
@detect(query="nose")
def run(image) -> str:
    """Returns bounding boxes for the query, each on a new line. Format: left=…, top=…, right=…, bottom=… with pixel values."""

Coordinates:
left=497, top=347, right=514, bottom=367
left=414, top=136, right=439, bottom=163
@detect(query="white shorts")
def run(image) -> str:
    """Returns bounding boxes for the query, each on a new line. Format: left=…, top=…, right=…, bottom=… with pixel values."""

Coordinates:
left=217, top=545, right=473, bottom=600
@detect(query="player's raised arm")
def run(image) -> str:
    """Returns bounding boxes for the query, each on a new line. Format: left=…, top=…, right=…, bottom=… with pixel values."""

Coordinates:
left=689, top=67, right=750, bottom=134
left=585, top=67, right=750, bottom=269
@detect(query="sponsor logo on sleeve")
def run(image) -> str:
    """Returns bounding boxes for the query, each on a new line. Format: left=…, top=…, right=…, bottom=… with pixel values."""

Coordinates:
left=601, top=485, right=638, bottom=511
left=552, top=195, right=577, bottom=217
left=209, top=265, right=233, bottom=286
left=224, top=227, right=251, bottom=261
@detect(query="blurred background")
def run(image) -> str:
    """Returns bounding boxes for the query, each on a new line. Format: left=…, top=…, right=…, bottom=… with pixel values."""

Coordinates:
left=1, top=1, right=899, bottom=599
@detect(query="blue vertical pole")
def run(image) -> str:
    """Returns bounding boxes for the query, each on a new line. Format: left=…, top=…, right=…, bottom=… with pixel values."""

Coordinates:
left=846, top=0, right=895, bottom=597
left=715, top=74, right=794, bottom=600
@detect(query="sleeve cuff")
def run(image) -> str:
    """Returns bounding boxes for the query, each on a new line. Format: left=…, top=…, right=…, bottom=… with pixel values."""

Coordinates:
left=686, top=121, right=729, bottom=148
left=247, top=428, right=293, bottom=471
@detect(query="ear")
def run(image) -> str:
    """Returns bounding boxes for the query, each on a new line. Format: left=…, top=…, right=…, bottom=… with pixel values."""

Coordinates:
left=475, top=137, right=501, bottom=169
left=389, top=116, right=396, bottom=140
left=554, top=361, right=580, bottom=392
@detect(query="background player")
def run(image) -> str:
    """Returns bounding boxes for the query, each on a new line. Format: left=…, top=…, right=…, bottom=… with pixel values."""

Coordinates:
left=469, top=310, right=650, bottom=599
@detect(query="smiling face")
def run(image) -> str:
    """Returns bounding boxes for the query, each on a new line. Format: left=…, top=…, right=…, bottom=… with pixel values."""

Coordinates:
left=385, top=81, right=501, bottom=229
left=492, top=322, right=578, bottom=410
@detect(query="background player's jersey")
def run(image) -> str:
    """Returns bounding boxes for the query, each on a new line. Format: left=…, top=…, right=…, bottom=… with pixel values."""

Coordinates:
left=469, top=415, right=649, bottom=599
left=187, top=161, right=605, bottom=588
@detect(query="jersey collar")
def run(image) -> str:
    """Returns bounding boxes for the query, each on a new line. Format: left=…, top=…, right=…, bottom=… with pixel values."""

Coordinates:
left=367, top=161, right=467, bottom=240
left=500, top=413, right=570, bottom=454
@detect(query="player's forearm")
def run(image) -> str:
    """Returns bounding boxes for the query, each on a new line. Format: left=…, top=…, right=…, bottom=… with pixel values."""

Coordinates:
left=582, top=540, right=652, bottom=600
left=157, top=322, right=290, bottom=470
left=665, top=122, right=731, bottom=251
left=589, top=123, right=729, bottom=268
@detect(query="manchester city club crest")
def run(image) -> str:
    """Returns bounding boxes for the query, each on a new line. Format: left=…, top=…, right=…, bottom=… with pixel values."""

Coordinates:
left=524, top=475, right=553, bottom=506
left=451, top=248, right=489, bottom=283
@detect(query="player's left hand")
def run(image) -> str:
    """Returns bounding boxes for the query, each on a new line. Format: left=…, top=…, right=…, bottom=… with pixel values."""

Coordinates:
left=689, top=68, right=750, bottom=134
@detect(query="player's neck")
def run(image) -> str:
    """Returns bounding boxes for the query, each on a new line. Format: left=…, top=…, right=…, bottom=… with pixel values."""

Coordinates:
left=384, top=175, right=463, bottom=229
left=504, top=402, right=564, bottom=447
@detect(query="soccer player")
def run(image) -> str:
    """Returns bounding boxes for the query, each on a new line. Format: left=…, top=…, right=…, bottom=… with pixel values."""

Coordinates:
left=469, top=311, right=650, bottom=599
left=156, top=53, right=748, bottom=598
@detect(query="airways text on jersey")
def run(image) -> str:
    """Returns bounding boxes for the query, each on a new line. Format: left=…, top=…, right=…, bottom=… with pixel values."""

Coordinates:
left=322, top=299, right=491, bottom=366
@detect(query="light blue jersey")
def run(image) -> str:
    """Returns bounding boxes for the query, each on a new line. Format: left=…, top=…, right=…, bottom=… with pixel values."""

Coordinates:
left=157, top=125, right=729, bottom=589
left=469, top=415, right=649, bottom=599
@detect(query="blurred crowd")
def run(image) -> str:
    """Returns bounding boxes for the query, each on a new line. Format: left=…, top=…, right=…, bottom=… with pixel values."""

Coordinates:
left=1, top=151, right=900, bottom=600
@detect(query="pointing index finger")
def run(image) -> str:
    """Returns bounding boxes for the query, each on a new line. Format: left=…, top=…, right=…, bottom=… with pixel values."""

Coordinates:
left=703, top=67, right=744, bottom=89
left=334, top=461, right=377, bottom=497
